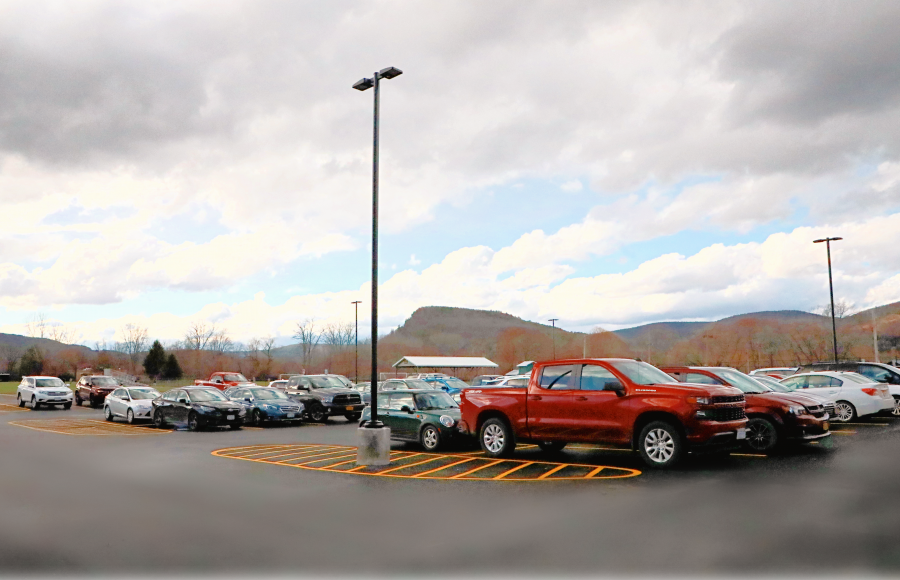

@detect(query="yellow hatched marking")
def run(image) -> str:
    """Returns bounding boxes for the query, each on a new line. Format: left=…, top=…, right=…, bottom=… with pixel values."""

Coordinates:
left=216, top=444, right=295, bottom=456
left=291, top=452, right=359, bottom=466
left=0, top=404, right=30, bottom=413
left=233, top=444, right=333, bottom=458
left=412, top=458, right=476, bottom=478
left=323, top=451, right=415, bottom=470
left=451, top=459, right=503, bottom=479
left=537, top=464, right=568, bottom=479
left=230, top=447, right=312, bottom=459
left=255, top=449, right=334, bottom=462
left=370, top=455, right=442, bottom=474
left=271, top=448, right=353, bottom=462
left=8, top=419, right=169, bottom=436
left=493, top=462, right=534, bottom=480
left=583, top=466, right=606, bottom=478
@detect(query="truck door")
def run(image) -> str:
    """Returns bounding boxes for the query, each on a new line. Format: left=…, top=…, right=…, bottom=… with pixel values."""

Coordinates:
left=572, top=363, right=627, bottom=442
left=527, top=364, right=578, bottom=440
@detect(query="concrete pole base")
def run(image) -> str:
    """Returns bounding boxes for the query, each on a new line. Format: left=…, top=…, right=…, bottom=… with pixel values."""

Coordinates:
left=357, top=426, right=391, bottom=466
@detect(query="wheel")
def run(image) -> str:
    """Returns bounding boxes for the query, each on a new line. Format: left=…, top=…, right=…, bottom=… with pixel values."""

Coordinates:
left=104, top=406, right=114, bottom=422
left=188, top=412, right=201, bottom=432
left=251, top=409, right=263, bottom=426
left=421, top=425, right=442, bottom=452
left=891, top=396, right=900, bottom=417
left=745, top=417, right=779, bottom=452
left=479, top=417, right=515, bottom=458
left=153, top=410, right=166, bottom=429
left=89, top=395, right=98, bottom=409
left=345, top=412, right=362, bottom=422
left=538, top=441, right=567, bottom=453
left=308, top=404, right=327, bottom=423
left=17, top=394, right=24, bottom=408
left=638, top=421, right=684, bottom=469
left=62, top=403, right=71, bottom=410
left=75, top=394, right=82, bottom=406
left=834, top=400, right=857, bottom=423
left=31, top=397, right=40, bottom=410
left=126, top=409, right=135, bottom=424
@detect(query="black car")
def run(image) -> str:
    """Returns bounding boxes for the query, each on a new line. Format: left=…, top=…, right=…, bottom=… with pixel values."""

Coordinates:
left=152, top=387, right=246, bottom=431
left=284, top=375, right=364, bottom=422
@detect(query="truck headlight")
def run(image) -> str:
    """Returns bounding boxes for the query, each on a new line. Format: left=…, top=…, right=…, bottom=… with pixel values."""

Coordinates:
left=320, top=397, right=333, bottom=404
left=788, top=406, right=807, bottom=416
left=688, top=396, right=710, bottom=405
left=440, top=415, right=455, bottom=428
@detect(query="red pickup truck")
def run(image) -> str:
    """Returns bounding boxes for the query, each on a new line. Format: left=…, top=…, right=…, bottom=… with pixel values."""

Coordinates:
left=458, top=358, right=749, bottom=469
left=194, top=372, right=256, bottom=391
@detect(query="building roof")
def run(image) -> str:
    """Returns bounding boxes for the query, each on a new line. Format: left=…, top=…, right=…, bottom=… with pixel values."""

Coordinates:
left=392, top=356, right=499, bottom=369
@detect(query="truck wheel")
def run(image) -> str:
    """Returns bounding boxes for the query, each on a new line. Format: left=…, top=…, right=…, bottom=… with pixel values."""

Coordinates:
left=479, top=418, right=515, bottom=458
left=421, top=425, right=441, bottom=452
left=17, top=394, right=24, bottom=408
left=638, top=421, right=683, bottom=469
left=308, top=404, right=327, bottom=423
left=834, top=400, right=856, bottom=423
left=745, top=417, right=779, bottom=452
left=538, top=441, right=566, bottom=453
left=345, top=412, right=362, bottom=422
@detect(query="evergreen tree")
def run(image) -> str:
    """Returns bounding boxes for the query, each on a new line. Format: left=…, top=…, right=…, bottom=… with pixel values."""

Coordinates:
left=143, top=340, right=166, bottom=378
left=163, top=353, right=183, bottom=379
left=19, top=346, right=44, bottom=376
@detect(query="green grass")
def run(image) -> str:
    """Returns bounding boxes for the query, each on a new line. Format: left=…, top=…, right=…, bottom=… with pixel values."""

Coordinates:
left=0, top=382, right=18, bottom=395
left=0, top=379, right=270, bottom=395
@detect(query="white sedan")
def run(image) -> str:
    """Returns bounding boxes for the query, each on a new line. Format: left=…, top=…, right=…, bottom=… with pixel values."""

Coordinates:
left=780, top=371, right=894, bottom=422
left=16, top=376, right=73, bottom=410
left=103, top=386, right=161, bottom=424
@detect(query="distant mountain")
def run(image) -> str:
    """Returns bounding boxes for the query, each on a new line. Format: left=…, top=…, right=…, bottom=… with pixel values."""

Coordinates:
left=0, top=333, right=92, bottom=354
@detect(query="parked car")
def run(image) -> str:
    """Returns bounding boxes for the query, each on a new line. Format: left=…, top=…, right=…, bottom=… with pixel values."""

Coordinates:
left=380, top=378, right=437, bottom=391
left=749, top=367, right=798, bottom=379
left=325, top=374, right=355, bottom=389
left=421, top=376, right=470, bottom=401
left=74, top=375, right=121, bottom=408
left=283, top=375, right=364, bottom=422
left=470, top=375, right=504, bottom=386
left=103, top=386, right=161, bottom=423
left=360, top=390, right=461, bottom=452
left=267, top=380, right=289, bottom=390
left=779, top=371, right=894, bottom=422
left=17, top=376, right=73, bottom=410
left=194, top=372, right=256, bottom=391
left=460, top=358, right=749, bottom=469
left=351, top=381, right=387, bottom=405
left=482, top=376, right=529, bottom=388
left=798, top=362, right=900, bottom=416
left=151, top=387, right=246, bottom=431
left=751, top=375, right=838, bottom=418
left=224, top=386, right=305, bottom=426
left=662, top=366, right=831, bottom=453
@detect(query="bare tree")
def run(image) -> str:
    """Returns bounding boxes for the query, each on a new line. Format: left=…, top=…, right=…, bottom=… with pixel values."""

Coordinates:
left=208, top=329, right=234, bottom=354
left=184, top=321, right=216, bottom=350
left=48, top=323, right=75, bottom=345
left=117, top=324, right=149, bottom=374
left=293, top=319, right=320, bottom=367
left=322, top=322, right=355, bottom=347
left=26, top=313, right=48, bottom=339
left=815, top=300, right=852, bottom=319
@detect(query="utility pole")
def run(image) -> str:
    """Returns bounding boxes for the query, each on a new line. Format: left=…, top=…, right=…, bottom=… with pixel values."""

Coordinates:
left=549, top=319, right=558, bottom=360
left=813, top=237, right=843, bottom=363
left=872, top=310, right=880, bottom=363
left=351, top=301, right=361, bottom=382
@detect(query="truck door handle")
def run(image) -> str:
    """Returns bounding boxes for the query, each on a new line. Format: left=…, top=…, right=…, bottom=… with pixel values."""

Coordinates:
left=529, top=395, right=542, bottom=401
left=576, top=396, right=588, bottom=401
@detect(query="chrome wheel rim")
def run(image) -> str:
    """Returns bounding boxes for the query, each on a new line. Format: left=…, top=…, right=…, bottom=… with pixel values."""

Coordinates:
left=253, top=410, right=261, bottom=425
left=127, top=409, right=134, bottom=424
left=189, top=415, right=198, bottom=430
left=104, top=407, right=112, bottom=420
left=423, top=427, right=438, bottom=449
left=835, top=402, right=853, bottom=422
left=892, top=398, right=900, bottom=417
left=747, top=421, right=775, bottom=451
left=483, top=424, right=505, bottom=453
left=644, top=428, right=675, bottom=463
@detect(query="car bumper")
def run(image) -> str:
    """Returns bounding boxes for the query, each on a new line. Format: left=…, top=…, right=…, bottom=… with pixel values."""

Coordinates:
left=324, top=404, right=365, bottom=415
left=686, top=419, right=748, bottom=449
left=36, top=395, right=73, bottom=404
left=260, top=411, right=304, bottom=422
left=197, top=414, right=245, bottom=427
left=784, top=416, right=831, bottom=441
left=856, top=397, right=893, bottom=417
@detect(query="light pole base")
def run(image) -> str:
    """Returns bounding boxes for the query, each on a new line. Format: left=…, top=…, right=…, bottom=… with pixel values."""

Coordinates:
left=356, top=425, right=391, bottom=466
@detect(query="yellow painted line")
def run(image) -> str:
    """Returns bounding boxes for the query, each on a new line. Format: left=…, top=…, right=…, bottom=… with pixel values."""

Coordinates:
left=412, top=458, right=476, bottom=478
left=279, top=449, right=361, bottom=463
left=537, top=464, right=568, bottom=479
left=255, top=449, right=335, bottom=462
left=451, top=460, right=503, bottom=479
left=841, top=422, right=889, bottom=427
left=292, top=452, right=359, bottom=466
left=372, top=455, right=443, bottom=474
left=831, top=431, right=856, bottom=436
left=493, top=462, right=534, bottom=480
left=0, top=404, right=29, bottom=413
left=232, top=446, right=327, bottom=459
left=730, top=453, right=767, bottom=458
left=215, top=444, right=295, bottom=455
left=8, top=419, right=170, bottom=436
left=583, top=466, right=606, bottom=478
left=324, top=451, right=415, bottom=470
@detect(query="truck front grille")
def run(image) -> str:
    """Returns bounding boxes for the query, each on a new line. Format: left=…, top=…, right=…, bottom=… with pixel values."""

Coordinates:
left=707, top=407, right=746, bottom=422
left=333, top=394, right=361, bottom=406
left=711, top=395, right=745, bottom=405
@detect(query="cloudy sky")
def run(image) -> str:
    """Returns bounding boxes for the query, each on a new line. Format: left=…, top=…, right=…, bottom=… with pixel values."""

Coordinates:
left=1, top=0, right=899, bottom=345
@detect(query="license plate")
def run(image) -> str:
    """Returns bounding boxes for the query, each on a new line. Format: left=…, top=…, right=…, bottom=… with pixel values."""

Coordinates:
left=287, top=413, right=295, bottom=418
left=227, top=415, right=235, bottom=420
left=823, top=421, right=829, bottom=430
left=736, top=428, right=747, bottom=440
left=346, top=406, right=354, bottom=411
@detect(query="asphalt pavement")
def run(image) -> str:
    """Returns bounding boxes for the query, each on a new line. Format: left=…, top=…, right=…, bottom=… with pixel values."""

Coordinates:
left=1, top=392, right=898, bottom=576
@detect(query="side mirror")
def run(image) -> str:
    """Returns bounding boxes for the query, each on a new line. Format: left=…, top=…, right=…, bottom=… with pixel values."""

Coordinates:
left=400, top=405, right=414, bottom=413
left=244, top=397, right=252, bottom=403
left=178, top=398, right=188, bottom=404
left=604, top=381, right=626, bottom=396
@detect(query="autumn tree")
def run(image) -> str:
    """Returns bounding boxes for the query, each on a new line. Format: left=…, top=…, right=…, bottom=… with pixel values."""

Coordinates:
left=117, top=323, right=149, bottom=374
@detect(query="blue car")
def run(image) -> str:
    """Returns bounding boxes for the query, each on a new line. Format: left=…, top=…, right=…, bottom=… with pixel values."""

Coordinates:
left=420, top=376, right=471, bottom=402
left=224, top=386, right=305, bottom=426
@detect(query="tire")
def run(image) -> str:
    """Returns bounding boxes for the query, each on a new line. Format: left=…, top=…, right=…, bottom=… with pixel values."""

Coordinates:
left=891, top=396, right=900, bottom=417
left=637, top=421, right=684, bottom=469
left=17, top=394, right=24, bottom=408
left=538, top=441, right=567, bottom=453
left=126, top=409, right=135, bottom=424
left=479, top=417, right=515, bottom=458
left=308, top=404, right=327, bottom=423
left=89, top=395, right=98, bottom=409
left=153, top=410, right=166, bottom=429
left=251, top=409, right=263, bottom=427
left=31, top=397, right=40, bottom=410
left=345, top=412, right=362, bottom=422
left=834, top=400, right=857, bottom=423
left=745, top=417, right=779, bottom=453
left=75, top=394, right=83, bottom=407
left=104, top=406, right=114, bottom=422
left=188, top=412, right=200, bottom=432
left=62, top=403, right=71, bottom=410
left=421, top=425, right=442, bottom=452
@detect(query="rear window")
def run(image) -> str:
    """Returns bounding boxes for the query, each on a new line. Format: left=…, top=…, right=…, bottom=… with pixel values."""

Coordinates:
left=539, top=365, right=575, bottom=390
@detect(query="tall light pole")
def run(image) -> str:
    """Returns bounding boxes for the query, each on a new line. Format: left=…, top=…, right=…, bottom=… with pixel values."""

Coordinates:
left=813, top=236, right=843, bottom=363
left=351, top=301, right=361, bottom=382
left=353, top=66, right=402, bottom=441
left=549, top=319, right=558, bottom=360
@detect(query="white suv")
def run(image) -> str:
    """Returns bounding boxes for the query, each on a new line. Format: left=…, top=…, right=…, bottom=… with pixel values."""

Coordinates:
left=17, top=376, right=74, bottom=410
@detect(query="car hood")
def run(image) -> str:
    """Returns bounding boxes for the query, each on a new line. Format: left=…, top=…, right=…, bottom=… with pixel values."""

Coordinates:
left=753, top=391, right=822, bottom=407
left=419, top=408, right=461, bottom=420
left=36, top=386, right=72, bottom=393
left=193, top=401, right=243, bottom=411
left=651, top=383, right=744, bottom=398
left=308, top=387, right=356, bottom=397
left=256, top=400, right=303, bottom=408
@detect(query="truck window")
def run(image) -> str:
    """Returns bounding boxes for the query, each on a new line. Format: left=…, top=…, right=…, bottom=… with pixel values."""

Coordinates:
left=580, top=365, right=619, bottom=391
left=685, top=373, right=721, bottom=385
left=539, top=365, right=575, bottom=390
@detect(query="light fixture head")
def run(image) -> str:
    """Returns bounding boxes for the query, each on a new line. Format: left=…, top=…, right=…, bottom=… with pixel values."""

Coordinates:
left=353, top=77, right=374, bottom=91
left=378, top=66, right=403, bottom=79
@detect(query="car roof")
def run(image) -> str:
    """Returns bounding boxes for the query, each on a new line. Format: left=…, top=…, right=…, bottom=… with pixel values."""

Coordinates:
left=384, top=389, right=445, bottom=394
left=25, top=375, right=63, bottom=379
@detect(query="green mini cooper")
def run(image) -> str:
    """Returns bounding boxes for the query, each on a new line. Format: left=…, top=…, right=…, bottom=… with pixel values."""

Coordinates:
left=360, top=389, right=462, bottom=452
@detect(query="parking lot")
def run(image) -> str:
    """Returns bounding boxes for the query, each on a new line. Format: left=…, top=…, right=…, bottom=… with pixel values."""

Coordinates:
left=3, top=391, right=900, bottom=575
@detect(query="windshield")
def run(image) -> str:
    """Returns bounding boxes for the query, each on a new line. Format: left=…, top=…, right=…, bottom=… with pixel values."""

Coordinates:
left=189, top=389, right=228, bottom=402
left=130, top=389, right=160, bottom=400
left=35, top=378, right=65, bottom=388
left=714, top=369, right=767, bottom=394
left=607, top=361, right=675, bottom=386
left=252, top=388, right=288, bottom=400
left=222, top=374, right=249, bottom=383
left=753, top=377, right=790, bottom=392
left=443, top=378, right=468, bottom=389
left=309, top=376, right=342, bottom=389
left=406, top=379, right=434, bottom=390
left=330, top=375, right=352, bottom=387
left=93, top=377, right=119, bottom=387
left=414, top=392, right=458, bottom=410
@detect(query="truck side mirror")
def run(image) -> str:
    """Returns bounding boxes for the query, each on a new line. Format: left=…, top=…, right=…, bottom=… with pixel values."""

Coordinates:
left=604, top=381, right=626, bottom=396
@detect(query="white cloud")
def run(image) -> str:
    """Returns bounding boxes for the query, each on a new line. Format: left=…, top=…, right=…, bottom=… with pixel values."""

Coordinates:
left=560, top=180, right=583, bottom=193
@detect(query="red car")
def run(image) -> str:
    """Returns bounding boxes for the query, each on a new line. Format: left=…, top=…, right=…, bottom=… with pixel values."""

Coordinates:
left=661, top=366, right=831, bottom=453
left=74, top=375, right=121, bottom=408
left=459, top=358, right=748, bottom=469
left=194, top=372, right=256, bottom=391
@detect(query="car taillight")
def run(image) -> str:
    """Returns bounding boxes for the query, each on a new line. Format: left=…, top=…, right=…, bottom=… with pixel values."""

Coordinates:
left=862, top=388, right=878, bottom=396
